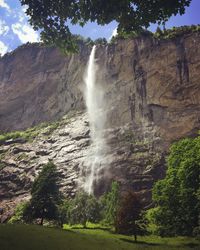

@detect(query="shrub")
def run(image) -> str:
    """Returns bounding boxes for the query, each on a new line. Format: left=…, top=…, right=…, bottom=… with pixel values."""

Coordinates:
left=8, top=201, right=30, bottom=224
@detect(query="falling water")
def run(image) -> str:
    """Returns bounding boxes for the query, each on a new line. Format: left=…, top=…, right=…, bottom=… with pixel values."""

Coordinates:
left=83, top=45, right=107, bottom=194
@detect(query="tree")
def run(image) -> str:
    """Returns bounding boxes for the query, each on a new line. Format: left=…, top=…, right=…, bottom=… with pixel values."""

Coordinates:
left=152, top=137, right=200, bottom=236
left=100, top=181, right=120, bottom=225
left=115, top=190, right=145, bottom=241
left=23, top=161, right=61, bottom=225
left=57, top=199, right=71, bottom=227
left=68, top=192, right=101, bottom=228
left=155, top=26, right=163, bottom=37
left=20, top=0, right=191, bottom=52
left=94, top=38, right=107, bottom=46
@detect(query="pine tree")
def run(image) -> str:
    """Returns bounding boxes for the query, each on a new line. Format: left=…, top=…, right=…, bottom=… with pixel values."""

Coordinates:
left=23, top=161, right=61, bottom=225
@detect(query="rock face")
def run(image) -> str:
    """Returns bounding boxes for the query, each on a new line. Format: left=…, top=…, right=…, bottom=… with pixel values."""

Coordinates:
left=1, top=33, right=200, bottom=144
left=0, top=43, right=89, bottom=131
left=0, top=31, right=200, bottom=221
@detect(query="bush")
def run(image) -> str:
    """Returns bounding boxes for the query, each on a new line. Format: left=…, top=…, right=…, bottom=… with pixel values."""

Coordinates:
left=8, top=201, right=30, bottom=224
left=145, top=207, right=161, bottom=235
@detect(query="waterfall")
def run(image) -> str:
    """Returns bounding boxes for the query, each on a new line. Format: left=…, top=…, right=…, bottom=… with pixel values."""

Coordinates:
left=83, top=45, right=107, bottom=194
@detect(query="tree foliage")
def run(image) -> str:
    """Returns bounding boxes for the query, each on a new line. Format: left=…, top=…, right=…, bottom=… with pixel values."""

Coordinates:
left=20, top=0, right=191, bottom=52
left=152, top=137, right=200, bottom=236
left=8, top=201, right=30, bottom=224
left=100, top=181, right=120, bottom=225
left=57, top=200, right=71, bottom=227
left=115, top=191, right=145, bottom=241
left=68, top=192, right=101, bottom=227
left=154, top=24, right=200, bottom=39
left=23, top=161, right=61, bottom=225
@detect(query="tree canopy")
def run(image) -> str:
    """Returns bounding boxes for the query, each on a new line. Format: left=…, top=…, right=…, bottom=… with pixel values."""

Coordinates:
left=23, top=161, right=61, bottom=225
left=151, top=136, right=200, bottom=236
left=68, top=192, right=101, bottom=227
left=115, top=190, right=145, bottom=241
left=100, top=181, right=120, bottom=225
left=20, top=0, right=191, bottom=52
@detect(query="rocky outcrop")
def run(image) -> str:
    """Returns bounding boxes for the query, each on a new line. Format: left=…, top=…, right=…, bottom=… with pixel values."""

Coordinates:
left=0, top=30, right=200, bottom=221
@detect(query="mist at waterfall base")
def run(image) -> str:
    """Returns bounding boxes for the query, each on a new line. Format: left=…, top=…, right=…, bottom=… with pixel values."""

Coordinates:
left=82, top=45, right=108, bottom=194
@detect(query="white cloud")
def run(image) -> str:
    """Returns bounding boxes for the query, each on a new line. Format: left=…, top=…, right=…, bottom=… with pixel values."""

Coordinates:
left=0, top=19, right=9, bottom=35
left=18, top=6, right=28, bottom=22
left=109, top=27, right=118, bottom=41
left=0, top=40, right=8, bottom=55
left=0, top=0, right=10, bottom=11
left=12, top=22, right=39, bottom=43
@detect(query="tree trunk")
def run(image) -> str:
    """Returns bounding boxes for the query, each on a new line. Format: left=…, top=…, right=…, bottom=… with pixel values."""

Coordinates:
left=83, top=221, right=87, bottom=228
left=40, top=216, right=44, bottom=225
left=40, top=208, right=44, bottom=225
left=134, top=234, right=137, bottom=242
left=60, top=220, right=63, bottom=228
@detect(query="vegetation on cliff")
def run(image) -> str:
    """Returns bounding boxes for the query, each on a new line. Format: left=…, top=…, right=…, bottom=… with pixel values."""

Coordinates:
left=0, top=112, right=77, bottom=144
left=111, top=25, right=200, bottom=42
left=1, top=24, right=200, bottom=62
left=0, top=121, right=60, bottom=144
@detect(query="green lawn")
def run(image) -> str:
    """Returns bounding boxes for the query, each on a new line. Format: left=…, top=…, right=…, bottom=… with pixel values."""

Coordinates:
left=0, top=224, right=199, bottom=250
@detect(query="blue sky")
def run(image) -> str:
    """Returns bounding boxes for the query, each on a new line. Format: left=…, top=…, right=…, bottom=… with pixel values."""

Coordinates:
left=0, top=0, right=200, bottom=55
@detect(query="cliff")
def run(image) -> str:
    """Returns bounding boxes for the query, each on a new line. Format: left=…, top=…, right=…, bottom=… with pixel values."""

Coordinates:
left=0, top=30, right=200, bottom=221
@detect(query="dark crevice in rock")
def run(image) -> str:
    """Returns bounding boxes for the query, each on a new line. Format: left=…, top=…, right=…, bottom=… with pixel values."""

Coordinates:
left=175, top=38, right=190, bottom=85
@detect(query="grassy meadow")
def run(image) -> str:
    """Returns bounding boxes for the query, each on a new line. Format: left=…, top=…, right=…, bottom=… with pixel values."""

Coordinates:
left=0, top=224, right=199, bottom=250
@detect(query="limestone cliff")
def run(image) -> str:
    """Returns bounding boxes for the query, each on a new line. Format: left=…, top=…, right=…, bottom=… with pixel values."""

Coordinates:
left=0, top=30, right=200, bottom=221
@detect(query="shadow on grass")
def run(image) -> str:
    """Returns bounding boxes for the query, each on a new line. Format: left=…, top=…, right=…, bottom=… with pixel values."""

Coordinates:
left=120, top=238, right=162, bottom=246
left=183, top=243, right=200, bottom=248
left=64, top=229, right=77, bottom=234
left=71, top=226, right=111, bottom=231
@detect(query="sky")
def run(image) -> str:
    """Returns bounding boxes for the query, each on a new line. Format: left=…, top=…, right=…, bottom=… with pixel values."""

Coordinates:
left=0, top=0, right=200, bottom=56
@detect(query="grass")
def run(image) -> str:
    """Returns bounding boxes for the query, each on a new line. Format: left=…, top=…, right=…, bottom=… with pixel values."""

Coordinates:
left=0, top=224, right=199, bottom=250
left=0, top=122, right=60, bottom=143
left=0, top=111, right=78, bottom=144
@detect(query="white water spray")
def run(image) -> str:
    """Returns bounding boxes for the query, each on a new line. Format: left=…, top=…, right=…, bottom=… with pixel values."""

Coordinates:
left=83, top=45, right=107, bottom=194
